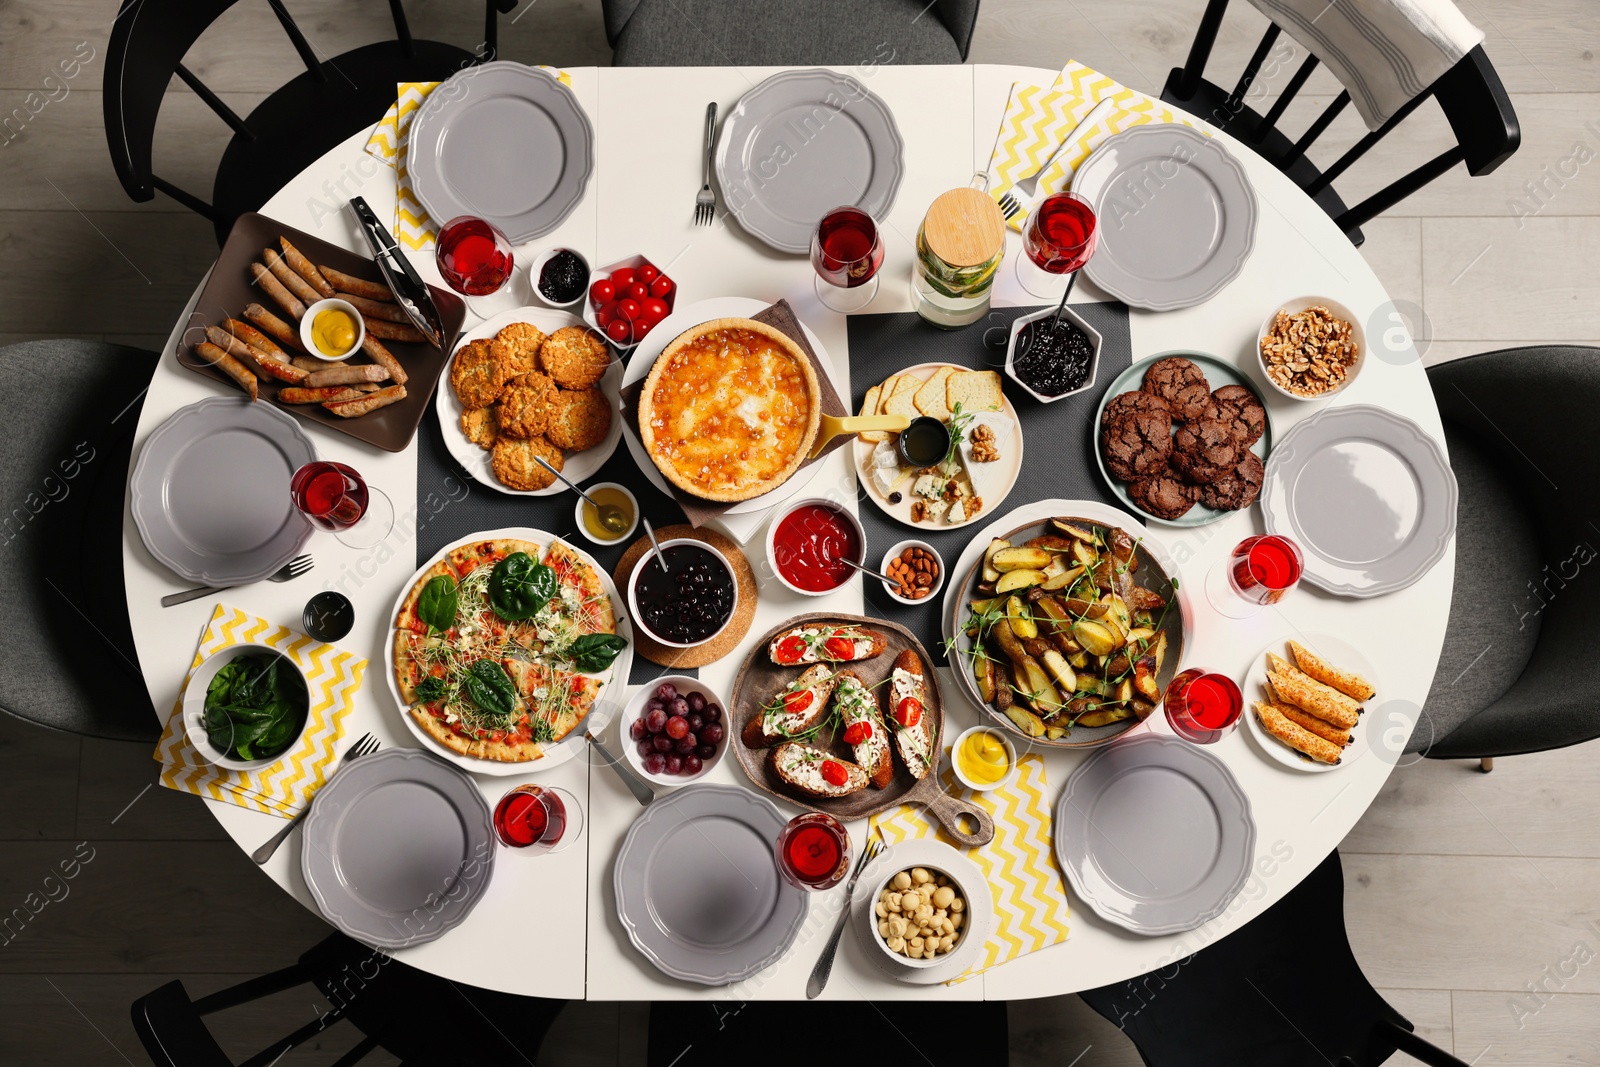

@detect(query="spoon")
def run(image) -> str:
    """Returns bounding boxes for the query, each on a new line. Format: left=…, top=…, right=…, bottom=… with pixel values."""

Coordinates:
left=532, top=456, right=629, bottom=534
left=642, top=517, right=669, bottom=573
left=836, top=556, right=900, bottom=591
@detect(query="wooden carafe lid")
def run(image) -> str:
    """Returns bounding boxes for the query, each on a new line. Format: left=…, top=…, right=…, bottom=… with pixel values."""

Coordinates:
left=923, top=187, right=1006, bottom=267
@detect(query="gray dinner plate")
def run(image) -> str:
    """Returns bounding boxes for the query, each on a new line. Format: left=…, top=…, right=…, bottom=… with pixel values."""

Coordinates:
left=407, top=62, right=594, bottom=244
left=715, top=68, right=904, bottom=254
left=614, top=784, right=807, bottom=985
left=1261, top=404, right=1457, bottom=597
left=129, top=396, right=315, bottom=585
left=1071, top=124, right=1256, bottom=312
left=1093, top=350, right=1274, bottom=527
left=1055, top=733, right=1255, bottom=936
left=301, top=748, right=495, bottom=950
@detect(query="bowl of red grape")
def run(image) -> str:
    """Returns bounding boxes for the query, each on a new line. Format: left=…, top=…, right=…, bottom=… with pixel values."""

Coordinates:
left=620, top=676, right=729, bottom=785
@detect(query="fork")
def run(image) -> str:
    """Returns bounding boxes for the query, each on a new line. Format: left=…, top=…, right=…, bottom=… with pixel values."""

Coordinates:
left=162, top=554, right=314, bottom=607
left=694, top=102, right=717, bottom=226
left=806, top=836, right=884, bottom=999
left=997, top=98, right=1113, bottom=221
left=251, top=732, right=380, bottom=864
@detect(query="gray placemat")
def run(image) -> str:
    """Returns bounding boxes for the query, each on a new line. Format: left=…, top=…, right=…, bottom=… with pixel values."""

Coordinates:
left=415, top=396, right=693, bottom=685
left=845, top=302, right=1132, bottom=653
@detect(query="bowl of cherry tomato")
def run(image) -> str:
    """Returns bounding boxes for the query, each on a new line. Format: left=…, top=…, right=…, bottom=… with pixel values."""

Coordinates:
left=584, top=255, right=677, bottom=351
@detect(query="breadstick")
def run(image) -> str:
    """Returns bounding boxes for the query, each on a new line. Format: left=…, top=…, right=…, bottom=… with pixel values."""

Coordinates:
left=241, top=303, right=306, bottom=353
left=355, top=335, right=405, bottom=385
left=1254, top=702, right=1342, bottom=764
left=1288, top=640, right=1375, bottom=701
left=278, top=238, right=335, bottom=297
left=264, top=247, right=322, bottom=306
left=320, top=265, right=393, bottom=302
left=1274, top=703, right=1351, bottom=747
left=306, top=364, right=389, bottom=388
left=1267, top=667, right=1360, bottom=730
left=323, top=384, right=406, bottom=417
left=336, top=292, right=412, bottom=324
left=362, top=317, right=426, bottom=343
left=279, top=385, right=371, bottom=404
left=249, top=262, right=306, bottom=320
left=194, top=342, right=257, bottom=400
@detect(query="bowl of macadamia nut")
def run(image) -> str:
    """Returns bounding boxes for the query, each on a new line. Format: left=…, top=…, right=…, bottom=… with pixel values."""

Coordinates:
left=868, top=864, right=969, bottom=967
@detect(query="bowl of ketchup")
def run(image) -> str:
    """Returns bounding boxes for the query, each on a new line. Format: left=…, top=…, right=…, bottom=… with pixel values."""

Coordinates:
left=765, top=498, right=866, bottom=597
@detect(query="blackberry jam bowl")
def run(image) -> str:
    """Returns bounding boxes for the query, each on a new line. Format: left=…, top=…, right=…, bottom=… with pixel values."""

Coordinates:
left=1004, top=305, right=1103, bottom=404
left=627, top=539, right=740, bottom=648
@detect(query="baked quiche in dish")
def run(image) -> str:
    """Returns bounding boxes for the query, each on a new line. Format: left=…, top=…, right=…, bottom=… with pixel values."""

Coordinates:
left=637, top=318, right=821, bottom=502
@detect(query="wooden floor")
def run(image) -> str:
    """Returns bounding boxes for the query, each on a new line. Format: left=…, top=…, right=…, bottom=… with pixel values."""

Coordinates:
left=1, top=1, right=1596, bottom=1063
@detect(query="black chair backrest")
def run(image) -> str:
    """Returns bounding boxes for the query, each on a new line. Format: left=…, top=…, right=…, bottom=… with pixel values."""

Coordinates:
left=103, top=0, right=513, bottom=221
left=1164, top=0, right=1518, bottom=238
left=600, top=0, right=982, bottom=59
left=1079, top=850, right=1470, bottom=1066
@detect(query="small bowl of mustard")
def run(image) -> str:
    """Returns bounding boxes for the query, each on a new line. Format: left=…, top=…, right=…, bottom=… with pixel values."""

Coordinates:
left=299, top=297, right=365, bottom=361
left=951, top=725, right=1016, bottom=792
left=573, top=481, right=639, bottom=546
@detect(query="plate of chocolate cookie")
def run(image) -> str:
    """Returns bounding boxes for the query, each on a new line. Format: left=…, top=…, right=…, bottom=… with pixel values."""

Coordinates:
left=436, top=306, right=622, bottom=496
left=1095, top=353, right=1272, bottom=526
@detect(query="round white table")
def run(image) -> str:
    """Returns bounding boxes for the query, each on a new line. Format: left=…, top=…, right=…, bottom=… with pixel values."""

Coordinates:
left=123, top=63, right=1452, bottom=1001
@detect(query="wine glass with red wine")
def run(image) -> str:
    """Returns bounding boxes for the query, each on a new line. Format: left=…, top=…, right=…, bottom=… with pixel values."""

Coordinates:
left=436, top=216, right=514, bottom=297
left=290, top=460, right=395, bottom=550
left=775, top=812, right=853, bottom=891
left=810, top=206, right=884, bottom=314
left=493, top=784, right=583, bottom=855
left=1164, top=668, right=1244, bottom=744
left=1017, top=191, right=1098, bottom=299
left=1205, top=534, right=1304, bottom=619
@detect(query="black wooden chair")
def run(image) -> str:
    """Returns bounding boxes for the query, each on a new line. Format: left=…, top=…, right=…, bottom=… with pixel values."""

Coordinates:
left=1079, top=850, right=1466, bottom=1066
left=104, top=0, right=517, bottom=245
left=132, top=932, right=563, bottom=1066
left=647, top=1001, right=1008, bottom=1066
left=1162, top=0, right=1518, bottom=245
left=1416, top=346, right=1600, bottom=770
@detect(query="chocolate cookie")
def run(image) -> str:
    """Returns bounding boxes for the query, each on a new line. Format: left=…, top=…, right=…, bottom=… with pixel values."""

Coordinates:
left=1102, top=389, right=1169, bottom=425
left=1171, top=417, right=1238, bottom=483
left=1101, top=409, right=1173, bottom=481
left=1129, top=472, right=1198, bottom=520
left=1198, top=450, right=1265, bottom=511
left=1212, top=384, right=1266, bottom=448
left=1141, top=358, right=1212, bottom=421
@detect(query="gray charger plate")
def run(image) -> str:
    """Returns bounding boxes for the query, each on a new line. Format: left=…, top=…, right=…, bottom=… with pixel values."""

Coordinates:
left=614, top=784, right=807, bottom=985
left=1260, top=404, right=1457, bottom=597
left=301, top=748, right=495, bottom=950
left=1055, top=733, right=1255, bottom=935
left=1093, top=351, right=1274, bottom=527
left=1071, top=125, right=1256, bottom=312
left=715, top=68, right=904, bottom=254
left=130, top=396, right=315, bottom=585
left=407, top=62, right=593, bottom=244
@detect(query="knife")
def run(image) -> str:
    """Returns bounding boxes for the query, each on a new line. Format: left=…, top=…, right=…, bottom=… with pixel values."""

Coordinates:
left=347, top=196, right=464, bottom=353
left=586, top=731, right=656, bottom=807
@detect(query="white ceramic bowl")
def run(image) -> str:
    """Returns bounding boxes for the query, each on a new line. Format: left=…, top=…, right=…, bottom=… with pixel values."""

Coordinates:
left=571, top=481, right=639, bottom=547
left=949, top=725, right=1018, bottom=793
left=627, top=538, right=739, bottom=648
left=880, top=539, right=945, bottom=607
left=765, top=497, right=866, bottom=598
left=298, top=297, right=365, bottom=361
left=181, top=644, right=312, bottom=772
left=582, top=254, right=676, bottom=351
left=618, top=675, right=730, bottom=787
left=529, top=247, right=590, bottom=308
left=1255, top=295, right=1367, bottom=402
left=1004, top=305, right=1103, bottom=404
left=865, top=861, right=976, bottom=970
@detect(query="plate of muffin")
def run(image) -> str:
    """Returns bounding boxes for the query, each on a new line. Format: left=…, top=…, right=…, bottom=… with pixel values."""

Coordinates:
left=1095, top=352, right=1272, bottom=525
left=436, top=307, right=622, bottom=495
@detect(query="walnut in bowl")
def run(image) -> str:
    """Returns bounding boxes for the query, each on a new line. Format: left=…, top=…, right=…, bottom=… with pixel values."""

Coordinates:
left=1256, top=296, right=1365, bottom=402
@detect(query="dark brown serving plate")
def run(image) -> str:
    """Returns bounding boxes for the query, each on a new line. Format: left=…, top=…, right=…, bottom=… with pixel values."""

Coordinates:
left=730, top=612, right=992, bottom=847
left=174, top=211, right=465, bottom=452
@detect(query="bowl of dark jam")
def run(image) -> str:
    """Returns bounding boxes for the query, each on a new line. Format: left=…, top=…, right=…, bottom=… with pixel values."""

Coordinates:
left=1004, top=305, right=1102, bottom=404
left=627, top=539, right=740, bottom=648
left=532, top=247, right=590, bottom=308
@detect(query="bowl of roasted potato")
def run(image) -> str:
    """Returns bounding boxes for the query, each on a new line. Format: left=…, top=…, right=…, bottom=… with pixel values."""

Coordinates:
left=945, top=515, right=1187, bottom=749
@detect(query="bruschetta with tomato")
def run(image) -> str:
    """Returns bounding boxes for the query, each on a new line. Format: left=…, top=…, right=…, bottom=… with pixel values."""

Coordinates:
left=772, top=742, right=869, bottom=798
left=888, top=650, right=935, bottom=780
left=742, top=664, right=836, bottom=749
left=768, top=624, right=887, bottom=666
left=833, top=671, right=893, bottom=789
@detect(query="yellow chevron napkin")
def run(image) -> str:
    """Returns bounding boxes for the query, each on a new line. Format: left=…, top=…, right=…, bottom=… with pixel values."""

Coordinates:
left=364, top=66, right=572, bottom=251
left=871, top=752, right=1070, bottom=984
left=987, top=60, right=1206, bottom=231
left=153, top=605, right=366, bottom=819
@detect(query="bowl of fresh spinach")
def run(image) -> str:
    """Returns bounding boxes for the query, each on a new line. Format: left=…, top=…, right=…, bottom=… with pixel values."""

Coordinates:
left=181, top=645, right=312, bottom=770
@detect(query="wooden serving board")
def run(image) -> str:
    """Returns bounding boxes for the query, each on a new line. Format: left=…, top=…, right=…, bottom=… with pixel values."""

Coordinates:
left=729, top=612, right=993, bottom=847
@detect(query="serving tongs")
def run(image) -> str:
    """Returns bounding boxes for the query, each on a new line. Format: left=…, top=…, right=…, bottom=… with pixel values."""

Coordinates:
left=347, top=196, right=463, bottom=353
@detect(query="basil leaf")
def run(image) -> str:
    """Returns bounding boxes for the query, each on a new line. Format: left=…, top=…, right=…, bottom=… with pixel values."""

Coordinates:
left=200, top=652, right=308, bottom=761
left=568, top=633, right=628, bottom=673
left=415, top=676, right=447, bottom=703
left=488, top=553, right=556, bottom=621
left=463, top=660, right=518, bottom=719
left=417, top=575, right=459, bottom=632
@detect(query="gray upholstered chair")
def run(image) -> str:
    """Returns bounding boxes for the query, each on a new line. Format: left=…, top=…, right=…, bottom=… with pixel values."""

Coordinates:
left=601, top=0, right=980, bottom=66
left=0, top=341, right=159, bottom=741
left=1415, top=347, right=1600, bottom=768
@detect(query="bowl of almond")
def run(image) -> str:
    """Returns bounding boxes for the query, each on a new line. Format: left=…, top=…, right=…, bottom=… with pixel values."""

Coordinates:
left=1256, top=296, right=1365, bottom=402
left=880, top=540, right=944, bottom=606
